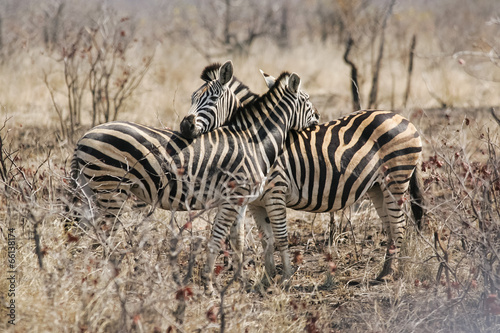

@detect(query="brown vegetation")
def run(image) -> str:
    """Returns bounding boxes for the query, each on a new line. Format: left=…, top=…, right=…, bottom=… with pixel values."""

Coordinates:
left=1, top=0, right=500, bottom=332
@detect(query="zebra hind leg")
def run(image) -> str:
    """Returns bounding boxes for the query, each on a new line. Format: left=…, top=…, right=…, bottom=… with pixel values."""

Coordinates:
left=368, top=185, right=406, bottom=281
left=92, top=189, right=131, bottom=237
left=249, top=205, right=277, bottom=288
left=71, top=169, right=125, bottom=233
left=409, top=166, right=425, bottom=229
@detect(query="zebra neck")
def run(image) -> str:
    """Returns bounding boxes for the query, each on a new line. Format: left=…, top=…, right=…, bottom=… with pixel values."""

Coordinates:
left=217, top=93, right=240, bottom=128
left=230, top=79, right=258, bottom=106
left=216, top=79, right=258, bottom=128
left=233, top=80, right=296, bottom=170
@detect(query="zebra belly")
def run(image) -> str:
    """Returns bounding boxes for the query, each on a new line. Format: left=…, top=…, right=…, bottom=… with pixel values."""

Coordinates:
left=150, top=172, right=266, bottom=212
left=285, top=176, right=378, bottom=213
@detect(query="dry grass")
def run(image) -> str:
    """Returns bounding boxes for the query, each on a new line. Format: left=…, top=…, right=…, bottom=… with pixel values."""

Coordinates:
left=1, top=20, right=500, bottom=332
left=4, top=34, right=500, bottom=128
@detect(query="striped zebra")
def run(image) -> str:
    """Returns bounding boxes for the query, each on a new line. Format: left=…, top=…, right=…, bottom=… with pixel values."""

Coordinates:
left=72, top=61, right=254, bottom=221
left=70, top=61, right=320, bottom=293
left=179, top=68, right=424, bottom=283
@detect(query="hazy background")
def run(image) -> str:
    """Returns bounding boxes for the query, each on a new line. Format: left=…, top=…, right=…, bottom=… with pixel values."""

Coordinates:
left=1, top=0, right=499, bottom=133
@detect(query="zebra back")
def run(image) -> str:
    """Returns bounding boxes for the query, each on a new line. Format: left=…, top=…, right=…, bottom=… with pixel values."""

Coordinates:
left=276, top=110, right=422, bottom=212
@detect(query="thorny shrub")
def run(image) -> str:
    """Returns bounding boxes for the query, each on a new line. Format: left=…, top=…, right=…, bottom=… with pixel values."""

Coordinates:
left=0, top=120, right=63, bottom=269
left=421, top=114, right=500, bottom=316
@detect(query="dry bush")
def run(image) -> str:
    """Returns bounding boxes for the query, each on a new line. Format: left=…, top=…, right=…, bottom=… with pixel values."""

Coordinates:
left=42, top=6, right=154, bottom=144
left=2, top=1, right=500, bottom=332
left=421, top=110, right=500, bottom=305
left=2, top=95, right=500, bottom=333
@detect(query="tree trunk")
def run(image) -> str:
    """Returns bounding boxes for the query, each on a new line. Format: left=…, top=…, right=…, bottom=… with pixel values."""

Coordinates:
left=343, top=37, right=361, bottom=111
left=403, top=34, right=417, bottom=108
left=368, top=0, right=396, bottom=109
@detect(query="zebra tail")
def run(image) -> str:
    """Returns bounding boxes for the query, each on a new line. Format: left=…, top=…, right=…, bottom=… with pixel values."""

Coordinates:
left=69, top=150, right=82, bottom=202
left=62, top=151, right=83, bottom=230
left=409, top=164, right=425, bottom=230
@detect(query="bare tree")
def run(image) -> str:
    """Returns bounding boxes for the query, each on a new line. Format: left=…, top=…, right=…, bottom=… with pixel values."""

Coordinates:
left=182, top=0, right=281, bottom=58
left=277, top=3, right=289, bottom=48
left=85, top=12, right=154, bottom=126
left=44, top=28, right=90, bottom=142
left=42, top=0, right=65, bottom=52
left=343, top=36, right=361, bottom=111
left=44, top=5, right=154, bottom=143
left=491, top=108, right=500, bottom=126
left=403, top=34, right=417, bottom=108
left=0, top=15, right=3, bottom=56
left=368, top=0, right=396, bottom=109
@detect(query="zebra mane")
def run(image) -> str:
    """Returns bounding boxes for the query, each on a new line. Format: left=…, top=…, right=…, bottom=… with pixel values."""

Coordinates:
left=200, top=63, right=221, bottom=82
left=228, top=71, right=292, bottom=125
left=256, top=71, right=292, bottom=101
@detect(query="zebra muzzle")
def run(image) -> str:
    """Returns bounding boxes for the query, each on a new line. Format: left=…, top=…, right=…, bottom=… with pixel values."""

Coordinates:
left=180, top=114, right=199, bottom=139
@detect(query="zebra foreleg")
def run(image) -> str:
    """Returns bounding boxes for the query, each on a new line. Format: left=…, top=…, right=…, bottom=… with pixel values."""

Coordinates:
left=265, top=191, right=293, bottom=285
left=228, top=205, right=247, bottom=281
left=203, top=203, right=245, bottom=295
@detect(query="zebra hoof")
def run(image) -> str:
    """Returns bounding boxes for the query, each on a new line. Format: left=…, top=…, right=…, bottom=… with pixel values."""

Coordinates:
left=376, top=265, right=397, bottom=281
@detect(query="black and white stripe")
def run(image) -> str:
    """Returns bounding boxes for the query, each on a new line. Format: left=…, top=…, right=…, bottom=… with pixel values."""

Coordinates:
left=179, top=69, right=424, bottom=282
left=71, top=62, right=319, bottom=292
left=180, top=61, right=257, bottom=139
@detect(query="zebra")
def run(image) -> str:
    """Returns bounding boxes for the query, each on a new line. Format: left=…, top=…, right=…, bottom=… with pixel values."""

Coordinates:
left=72, top=61, right=255, bottom=221
left=179, top=68, right=424, bottom=283
left=70, top=61, right=320, bottom=293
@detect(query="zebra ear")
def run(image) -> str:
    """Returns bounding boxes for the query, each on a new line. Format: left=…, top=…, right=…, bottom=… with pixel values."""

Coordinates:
left=288, top=73, right=301, bottom=95
left=260, top=69, right=276, bottom=88
left=218, top=60, right=233, bottom=86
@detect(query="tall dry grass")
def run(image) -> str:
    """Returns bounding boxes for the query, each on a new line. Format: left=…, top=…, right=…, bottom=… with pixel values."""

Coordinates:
left=1, top=4, right=500, bottom=331
left=2, top=70, right=500, bottom=332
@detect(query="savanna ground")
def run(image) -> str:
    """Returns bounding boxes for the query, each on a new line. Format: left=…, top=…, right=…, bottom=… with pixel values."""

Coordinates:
left=1, top=0, right=500, bottom=332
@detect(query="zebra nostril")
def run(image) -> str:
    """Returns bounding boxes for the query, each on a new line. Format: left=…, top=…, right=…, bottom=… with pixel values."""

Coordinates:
left=180, top=114, right=201, bottom=139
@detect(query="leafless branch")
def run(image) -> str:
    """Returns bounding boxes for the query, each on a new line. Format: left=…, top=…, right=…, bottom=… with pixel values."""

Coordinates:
left=368, top=0, right=396, bottom=108
left=491, top=108, right=500, bottom=126
left=343, top=36, right=361, bottom=111
left=404, top=34, right=417, bottom=108
left=43, top=71, right=67, bottom=140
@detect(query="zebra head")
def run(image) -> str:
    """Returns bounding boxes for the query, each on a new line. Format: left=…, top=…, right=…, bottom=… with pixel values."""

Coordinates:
left=181, top=60, right=249, bottom=139
left=261, top=70, right=320, bottom=130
